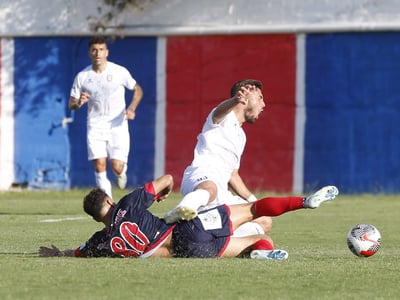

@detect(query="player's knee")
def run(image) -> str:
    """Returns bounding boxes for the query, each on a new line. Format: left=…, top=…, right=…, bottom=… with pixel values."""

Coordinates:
left=254, top=216, right=273, bottom=233
left=93, top=159, right=107, bottom=172
left=110, top=160, right=125, bottom=175
left=195, top=181, right=217, bottom=202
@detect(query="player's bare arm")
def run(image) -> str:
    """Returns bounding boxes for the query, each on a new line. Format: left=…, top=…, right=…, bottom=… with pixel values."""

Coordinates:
left=212, top=97, right=238, bottom=124
left=152, top=174, right=174, bottom=202
left=229, top=169, right=254, bottom=201
left=125, top=83, right=144, bottom=120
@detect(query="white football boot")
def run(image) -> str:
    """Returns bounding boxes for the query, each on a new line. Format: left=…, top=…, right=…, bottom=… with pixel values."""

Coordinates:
left=250, top=249, right=289, bottom=260
left=163, top=206, right=198, bottom=224
left=303, top=186, right=339, bottom=208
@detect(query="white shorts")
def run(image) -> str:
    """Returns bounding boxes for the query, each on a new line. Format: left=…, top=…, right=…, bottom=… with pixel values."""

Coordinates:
left=87, top=119, right=130, bottom=162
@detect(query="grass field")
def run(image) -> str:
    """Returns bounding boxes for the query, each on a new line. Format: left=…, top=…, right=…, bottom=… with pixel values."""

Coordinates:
left=0, top=188, right=399, bottom=300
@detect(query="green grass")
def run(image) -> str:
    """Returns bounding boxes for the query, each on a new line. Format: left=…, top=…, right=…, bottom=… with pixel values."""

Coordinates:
left=0, top=189, right=399, bottom=299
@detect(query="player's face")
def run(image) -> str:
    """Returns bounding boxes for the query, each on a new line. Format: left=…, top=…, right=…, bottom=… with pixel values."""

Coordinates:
left=89, top=43, right=109, bottom=67
left=244, top=88, right=265, bottom=124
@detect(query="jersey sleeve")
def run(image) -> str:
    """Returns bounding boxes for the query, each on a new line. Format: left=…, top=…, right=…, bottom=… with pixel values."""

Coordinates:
left=120, top=65, right=136, bottom=90
left=122, top=183, right=156, bottom=211
left=74, top=229, right=115, bottom=257
left=70, top=74, right=81, bottom=99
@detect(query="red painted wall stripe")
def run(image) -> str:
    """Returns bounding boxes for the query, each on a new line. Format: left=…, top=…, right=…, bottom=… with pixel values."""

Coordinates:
left=166, top=34, right=296, bottom=192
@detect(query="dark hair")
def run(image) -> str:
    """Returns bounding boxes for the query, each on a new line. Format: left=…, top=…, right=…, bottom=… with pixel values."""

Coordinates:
left=83, top=188, right=108, bottom=221
left=88, top=36, right=108, bottom=48
left=230, top=79, right=263, bottom=97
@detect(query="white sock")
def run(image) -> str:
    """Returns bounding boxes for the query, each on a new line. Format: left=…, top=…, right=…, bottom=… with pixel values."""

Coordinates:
left=232, top=222, right=265, bottom=237
left=95, top=171, right=112, bottom=198
left=177, top=189, right=210, bottom=211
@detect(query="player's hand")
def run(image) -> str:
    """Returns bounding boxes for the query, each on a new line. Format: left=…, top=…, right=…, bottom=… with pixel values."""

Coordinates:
left=236, top=84, right=257, bottom=104
left=155, top=193, right=168, bottom=202
left=39, top=245, right=63, bottom=257
left=155, top=188, right=171, bottom=202
left=125, top=108, right=136, bottom=120
left=79, top=92, right=90, bottom=105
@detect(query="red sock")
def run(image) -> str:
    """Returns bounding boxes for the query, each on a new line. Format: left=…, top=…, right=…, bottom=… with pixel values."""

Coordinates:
left=253, top=196, right=304, bottom=217
left=251, top=239, right=273, bottom=251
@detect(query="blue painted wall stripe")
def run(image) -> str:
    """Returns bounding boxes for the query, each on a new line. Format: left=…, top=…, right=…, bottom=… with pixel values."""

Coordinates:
left=305, top=32, right=400, bottom=193
left=12, top=37, right=158, bottom=189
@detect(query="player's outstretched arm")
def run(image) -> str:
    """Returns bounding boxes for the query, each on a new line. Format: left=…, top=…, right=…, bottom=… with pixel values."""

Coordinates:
left=39, top=245, right=75, bottom=257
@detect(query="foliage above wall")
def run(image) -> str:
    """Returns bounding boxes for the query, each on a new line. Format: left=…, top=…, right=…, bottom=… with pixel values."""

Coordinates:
left=88, top=0, right=152, bottom=33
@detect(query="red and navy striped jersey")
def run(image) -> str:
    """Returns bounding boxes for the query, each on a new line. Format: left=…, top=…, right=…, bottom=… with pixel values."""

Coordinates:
left=75, top=183, right=175, bottom=258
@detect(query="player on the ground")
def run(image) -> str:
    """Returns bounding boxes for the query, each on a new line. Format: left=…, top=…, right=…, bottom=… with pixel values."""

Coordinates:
left=39, top=175, right=339, bottom=260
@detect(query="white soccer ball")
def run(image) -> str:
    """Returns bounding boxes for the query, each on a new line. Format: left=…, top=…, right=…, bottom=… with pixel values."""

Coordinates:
left=347, top=224, right=381, bottom=257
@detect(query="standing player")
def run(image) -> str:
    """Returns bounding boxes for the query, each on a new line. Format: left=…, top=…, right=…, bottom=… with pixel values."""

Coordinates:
left=39, top=175, right=339, bottom=259
left=164, top=79, right=270, bottom=237
left=69, top=36, right=143, bottom=198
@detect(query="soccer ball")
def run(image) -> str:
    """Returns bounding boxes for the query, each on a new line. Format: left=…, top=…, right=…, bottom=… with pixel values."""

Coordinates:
left=347, top=224, right=381, bottom=257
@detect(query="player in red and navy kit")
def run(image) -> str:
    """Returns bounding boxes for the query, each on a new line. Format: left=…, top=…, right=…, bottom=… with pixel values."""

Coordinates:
left=75, top=189, right=174, bottom=258
left=39, top=175, right=338, bottom=260
left=74, top=174, right=235, bottom=258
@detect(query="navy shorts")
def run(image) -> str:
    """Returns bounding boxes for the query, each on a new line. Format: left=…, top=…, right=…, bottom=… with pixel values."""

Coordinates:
left=171, top=205, right=232, bottom=258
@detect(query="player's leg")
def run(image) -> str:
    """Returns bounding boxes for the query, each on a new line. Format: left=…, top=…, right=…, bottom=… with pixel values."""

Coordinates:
left=221, top=235, right=288, bottom=260
left=163, top=167, right=218, bottom=223
left=253, top=185, right=339, bottom=216
left=222, top=194, right=272, bottom=237
left=181, top=180, right=217, bottom=208
left=110, top=159, right=127, bottom=189
left=109, top=121, right=129, bottom=189
left=229, top=185, right=339, bottom=229
left=93, top=157, right=112, bottom=197
left=231, top=216, right=272, bottom=237
left=88, top=128, right=113, bottom=197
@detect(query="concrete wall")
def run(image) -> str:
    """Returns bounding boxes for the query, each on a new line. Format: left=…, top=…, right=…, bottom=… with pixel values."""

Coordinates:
left=1, top=0, right=400, bottom=193
left=2, top=0, right=400, bottom=36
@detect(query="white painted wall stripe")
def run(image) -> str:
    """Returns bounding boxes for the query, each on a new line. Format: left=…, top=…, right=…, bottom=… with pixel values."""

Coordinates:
left=154, top=37, right=166, bottom=178
left=293, top=34, right=306, bottom=194
left=0, top=38, right=15, bottom=190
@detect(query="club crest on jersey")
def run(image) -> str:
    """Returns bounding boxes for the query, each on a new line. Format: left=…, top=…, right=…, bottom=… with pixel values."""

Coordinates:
left=107, top=74, right=113, bottom=82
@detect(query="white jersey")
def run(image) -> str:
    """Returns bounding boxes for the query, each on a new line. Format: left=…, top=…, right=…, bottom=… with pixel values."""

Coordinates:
left=181, top=108, right=246, bottom=206
left=192, top=108, right=246, bottom=183
left=70, top=61, right=136, bottom=129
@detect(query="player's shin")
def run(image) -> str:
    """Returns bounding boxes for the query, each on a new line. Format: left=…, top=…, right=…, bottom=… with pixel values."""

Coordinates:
left=253, top=196, right=304, bottom=217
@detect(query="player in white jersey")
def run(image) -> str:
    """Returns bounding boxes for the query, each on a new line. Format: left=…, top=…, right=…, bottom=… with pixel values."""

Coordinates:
left=69, top=36, right=143, bottom=198
left=164, top=79, right=270, bottom=237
